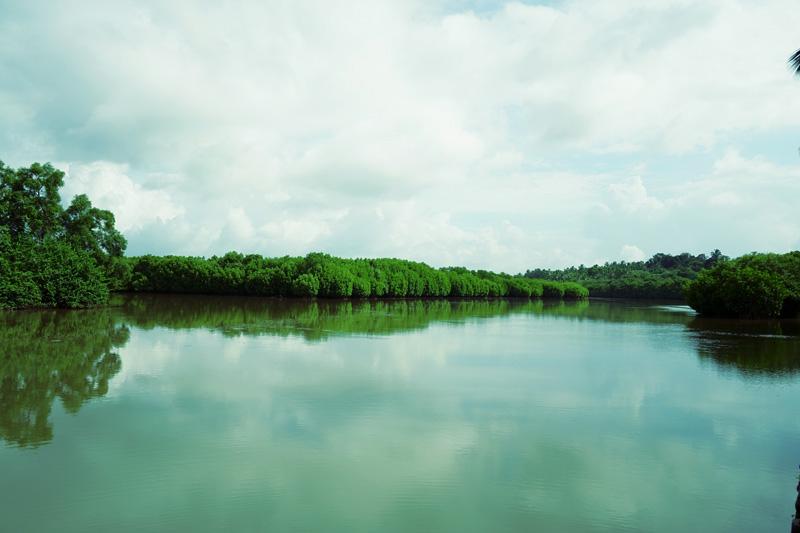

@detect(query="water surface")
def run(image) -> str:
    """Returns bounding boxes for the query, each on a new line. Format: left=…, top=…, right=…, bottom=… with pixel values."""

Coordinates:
left=1, top=295, right=799, bottom=532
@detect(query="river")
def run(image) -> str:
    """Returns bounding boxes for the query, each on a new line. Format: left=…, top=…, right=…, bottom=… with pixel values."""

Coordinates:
left=1, top=295, right=798, bottom=532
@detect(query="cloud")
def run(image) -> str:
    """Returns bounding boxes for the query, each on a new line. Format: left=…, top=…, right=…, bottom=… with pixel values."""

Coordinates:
left=609, top=176, right=664, bottom=214
left=61, top=161, right=183, bottom=232
left=620, top=245, right=646, bottom=262
left=587, top=150, right=800, bottom=259
left=1, top=0, right=799, bottom=269
left=220, top=208, right=256, bottom=245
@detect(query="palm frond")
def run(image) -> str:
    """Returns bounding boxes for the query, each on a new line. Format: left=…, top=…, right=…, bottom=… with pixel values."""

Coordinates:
left=791, top=49, right=800, bottom=75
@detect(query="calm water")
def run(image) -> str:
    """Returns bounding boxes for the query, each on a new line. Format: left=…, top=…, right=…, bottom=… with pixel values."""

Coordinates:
left=1, top=295, right=799, bottom=532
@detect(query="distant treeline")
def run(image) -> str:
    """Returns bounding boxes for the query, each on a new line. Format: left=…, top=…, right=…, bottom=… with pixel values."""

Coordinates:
left=0, top=161, right=127, bottom=310
left=121, top=253, right=589, bottom=300
left=524, top=251, right=728, bottom=299
left=686, top=251, right=800, bottom=319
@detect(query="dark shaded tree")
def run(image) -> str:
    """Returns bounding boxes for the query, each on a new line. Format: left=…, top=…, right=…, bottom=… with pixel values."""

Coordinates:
left=525, top=251, right=728, bottom=299
left=791, top=48, right=800, bottom=76
left=686, top=252, right=800, bottom=318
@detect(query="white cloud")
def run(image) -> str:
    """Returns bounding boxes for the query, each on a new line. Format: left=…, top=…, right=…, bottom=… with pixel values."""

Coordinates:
left=261, top=209, right=349, bottom=252
left=586, top=150, right=800, bottom=259
left=609, top=176, right=664, bottom=214
left=221, top=208, right=256, bottom=245
left=62, top=161, right=183, bottom=232
left=620, top=244, right=646, bottom=262
left=708, top=192, right=741, bottom=207
left=1, top=0, right=799, bottom=269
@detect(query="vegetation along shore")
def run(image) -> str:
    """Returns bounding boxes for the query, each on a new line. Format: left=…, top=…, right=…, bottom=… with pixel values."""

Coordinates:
left=1, top=160, right=798, bottom=318
left=0, top=161, right=586, bottom=309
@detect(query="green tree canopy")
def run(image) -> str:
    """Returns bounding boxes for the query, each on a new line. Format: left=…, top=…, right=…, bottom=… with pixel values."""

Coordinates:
left=0, top=160, right=127, bottom=309
left=0, top=161, right=65, bottom=242
left=686, top=252, right=800, bottom=318
left=63, top=193, right=127, bottom=264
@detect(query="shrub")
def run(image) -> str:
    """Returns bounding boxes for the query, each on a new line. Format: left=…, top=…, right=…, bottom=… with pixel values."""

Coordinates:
left=542, top=281, right=565, bottom=298
left=292, top=273, right=320, bottom=297
left=28, top=241, right=109, bottom=308
left=0, top=258, right=42, bottom=309
left=563, top=282, right=589, bottom=299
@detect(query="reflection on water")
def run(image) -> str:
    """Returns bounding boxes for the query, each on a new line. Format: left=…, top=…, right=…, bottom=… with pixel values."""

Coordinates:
left=114, top=294, right=701, bottom=338
left=688, top=318, right=800, bottom=378
left=1, top=295, right=799, bottom=532
left=115, top=293, right=553, bottom=340
left=0, top=309, right=127, bottom=447
left=1, top=295, right=799, bottom=449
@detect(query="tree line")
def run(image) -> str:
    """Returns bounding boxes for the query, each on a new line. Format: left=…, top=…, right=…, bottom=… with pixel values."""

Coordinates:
left=122, top=252, right=589, bottom=300
left=0, top=160, right=587, bottom=309
left=5, top=158, right=799, bottom=318
left=524, top=251, right=728, bottom=299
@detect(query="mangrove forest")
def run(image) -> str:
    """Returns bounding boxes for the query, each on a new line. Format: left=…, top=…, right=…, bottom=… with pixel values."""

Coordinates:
left=3, top=159, right=799, bottom=319
left=524, top=250, right=728, bottom=299
left=0, top=160, right=587, bottom=309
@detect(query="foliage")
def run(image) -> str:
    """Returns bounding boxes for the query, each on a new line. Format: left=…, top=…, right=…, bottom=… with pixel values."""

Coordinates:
left=562, top=282, right=590, bottom=299
left=1, top=160, right=590, bottom=307
left=525, top=251, right=728, bottom=299
left=0, top=160, right=126, bottom=309
left=62, top=193, right=127, bottom=268
left=791, top=48, right=800, bottom=76
left=126, top=253, right=587, bottom=300
left=0, top=161, right=65, bottom=241
left=686, top=252, right=800, bottom=318
left=25, top=240, right=110, bottom=308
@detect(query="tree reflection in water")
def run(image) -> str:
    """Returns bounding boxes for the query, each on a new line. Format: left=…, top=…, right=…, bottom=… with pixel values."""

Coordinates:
left=1, top=295, right=799, bottom=448
left=115, top=293, right=548, bottom=341
left=688, top=317, right=800, bottom=378
left=0, top=309, right=128, bottom=447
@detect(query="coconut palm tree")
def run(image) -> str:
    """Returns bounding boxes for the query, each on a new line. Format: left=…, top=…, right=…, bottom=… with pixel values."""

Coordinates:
left=791, top=49, right=800, bottom=75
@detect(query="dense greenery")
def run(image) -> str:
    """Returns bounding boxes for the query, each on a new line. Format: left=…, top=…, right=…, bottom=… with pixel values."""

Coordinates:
left=0, top=160, right=589, bottom=308
left=124, top=252, right=588, bottom=300
left=525, top=251, right=728, bottom=299
left=0, top=161, right=126, bottom=309
left=686, top=252, right=800, bottom=318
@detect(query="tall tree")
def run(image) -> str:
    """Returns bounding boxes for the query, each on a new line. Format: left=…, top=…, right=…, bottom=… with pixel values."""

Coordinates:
left=62, top=193, right=127, bottom=264
left=0, top=162, right=64, bottom=242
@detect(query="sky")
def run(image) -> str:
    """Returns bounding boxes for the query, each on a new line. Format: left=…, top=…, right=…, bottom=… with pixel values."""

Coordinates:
left=1, top=0, right=799, bottom=272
